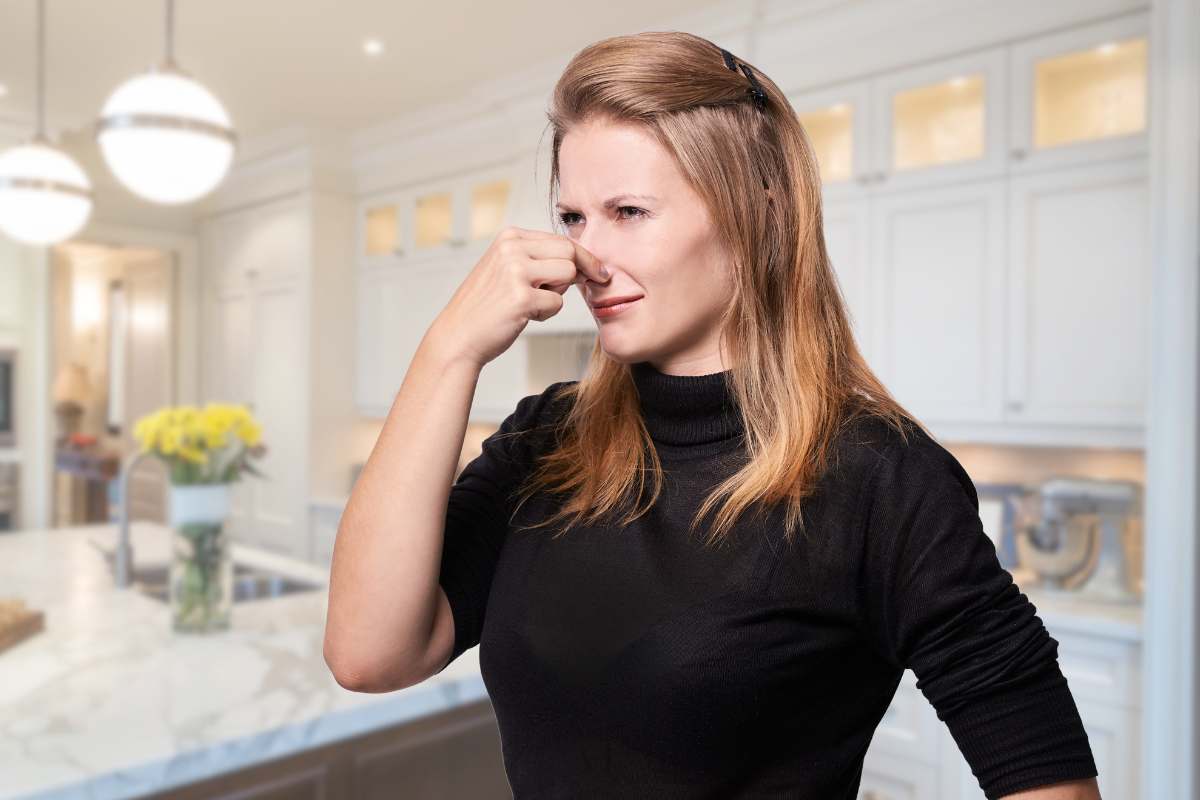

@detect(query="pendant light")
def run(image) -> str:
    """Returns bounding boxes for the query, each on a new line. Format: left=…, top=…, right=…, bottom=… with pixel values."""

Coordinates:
left=0, top=0, right=93, bottom=246
left=95, top=0, right=236, bottom=205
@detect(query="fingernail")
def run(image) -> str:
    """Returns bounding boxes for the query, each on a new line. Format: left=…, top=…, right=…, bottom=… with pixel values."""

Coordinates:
left=600, top=266, right=610, bottom=279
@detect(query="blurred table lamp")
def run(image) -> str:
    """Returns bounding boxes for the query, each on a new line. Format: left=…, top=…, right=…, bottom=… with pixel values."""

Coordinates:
left=53, top=362, right=91, bottom=443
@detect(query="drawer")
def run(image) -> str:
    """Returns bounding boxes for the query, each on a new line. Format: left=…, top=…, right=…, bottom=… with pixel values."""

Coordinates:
left=859, top=749, right=939, bottom=800
left=871, top=669, right=942, bottom=765
left=1053, top=630, right=1141, bottom=709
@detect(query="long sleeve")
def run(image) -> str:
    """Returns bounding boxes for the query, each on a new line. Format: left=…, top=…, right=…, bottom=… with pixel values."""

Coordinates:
left=858, top=430, right=1098, bottom=799
left=435, top=382, right=572, bottom=673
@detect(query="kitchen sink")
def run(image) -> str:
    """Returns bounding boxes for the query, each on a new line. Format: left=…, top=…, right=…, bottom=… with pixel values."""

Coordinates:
left=126, top=562, right=324, bottom=604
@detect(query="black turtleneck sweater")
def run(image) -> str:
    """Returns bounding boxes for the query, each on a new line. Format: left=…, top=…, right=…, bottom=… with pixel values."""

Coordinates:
left=435, top=363, right=1098, bottom=799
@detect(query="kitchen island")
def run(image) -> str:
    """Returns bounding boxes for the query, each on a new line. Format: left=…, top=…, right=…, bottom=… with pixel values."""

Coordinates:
left=0, top=523, right=503, bottom=800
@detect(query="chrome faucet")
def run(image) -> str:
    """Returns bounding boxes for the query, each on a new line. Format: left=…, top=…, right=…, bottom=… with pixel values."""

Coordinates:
left=112, top=449, right=155, bottom=588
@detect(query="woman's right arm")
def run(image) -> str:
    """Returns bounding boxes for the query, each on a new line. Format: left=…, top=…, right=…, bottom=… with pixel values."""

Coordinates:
left=322, top=227, right=606, bottom=693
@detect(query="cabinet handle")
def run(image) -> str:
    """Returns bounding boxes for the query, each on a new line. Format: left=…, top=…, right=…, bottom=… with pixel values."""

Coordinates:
left=449, top=237, right=466, bottom=248
left=856, top=174, right=873, bottom=186
left=391, top=247, right=406, bottom=257
left=1007, top=400, right=1024, bottom=413
left=875, top=171, right=887, bottom=183
left=1011, top=148, right=1027, bottom=160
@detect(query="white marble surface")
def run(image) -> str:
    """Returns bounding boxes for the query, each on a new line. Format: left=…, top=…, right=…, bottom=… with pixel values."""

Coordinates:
left=0, top=523, right=487, bottom=800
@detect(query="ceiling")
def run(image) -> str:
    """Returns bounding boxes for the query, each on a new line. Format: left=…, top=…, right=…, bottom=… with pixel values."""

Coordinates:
left=0, top=0, right=727, bottom=145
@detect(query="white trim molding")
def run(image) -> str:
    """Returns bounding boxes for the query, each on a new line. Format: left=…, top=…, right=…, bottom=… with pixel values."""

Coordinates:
left=1143, top=0, right=1200, bottom=798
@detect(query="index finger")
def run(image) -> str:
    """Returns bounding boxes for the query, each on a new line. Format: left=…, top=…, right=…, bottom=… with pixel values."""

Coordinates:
left=510, top=227, right=609, bottom=285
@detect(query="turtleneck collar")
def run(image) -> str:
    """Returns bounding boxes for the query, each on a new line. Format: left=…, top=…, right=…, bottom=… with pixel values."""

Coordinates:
left=630, top=361, right=745, bottom=448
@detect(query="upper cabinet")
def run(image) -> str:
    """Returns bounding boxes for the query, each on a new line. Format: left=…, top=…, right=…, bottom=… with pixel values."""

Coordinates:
left=792, top=10, right=1151, bottom=448
left=354, top=163, right=521, bottom=419
left=871, top=47, right=1009, bottom=193
left=792, top=47, right=1008, bottom=196
left=1009, top=13, right=1149, bottom=173
left=791, top=11, right=1148, bottom=194
left=359, top=164, right=514, bottom=267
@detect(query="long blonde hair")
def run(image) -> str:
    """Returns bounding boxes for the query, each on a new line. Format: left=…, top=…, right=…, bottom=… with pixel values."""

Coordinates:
left=512, top=30, right=926, bottom=549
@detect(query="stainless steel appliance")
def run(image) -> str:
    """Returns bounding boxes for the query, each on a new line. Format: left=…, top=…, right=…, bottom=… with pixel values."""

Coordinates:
left=1010, top=477, right=1144, bottom=604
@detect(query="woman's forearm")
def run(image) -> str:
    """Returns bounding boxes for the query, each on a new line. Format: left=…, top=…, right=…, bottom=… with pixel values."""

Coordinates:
left=999, top=776, right=1102, bottom=799
left=323, top=324, right=481, bottom=692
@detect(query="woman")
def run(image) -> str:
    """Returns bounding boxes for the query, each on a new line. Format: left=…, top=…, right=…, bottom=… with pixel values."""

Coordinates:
left=325, top=31, right=1101, bottom=800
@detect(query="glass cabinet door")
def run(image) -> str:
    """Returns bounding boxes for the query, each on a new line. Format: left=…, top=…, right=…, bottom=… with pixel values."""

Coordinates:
left=1033, top=38, right=1147, bottom=149
left=870, top=47, right=1007, bottom=192
left=469, top=179, right=511, bottom=241
left=363, top=203, right=399, bottom=258
left=1009, top=12, right=1148, bottom=171
left=799, top=103, right=855, bottom=184
left=414, top=190, right=453, bottom=250
left=790, top=81, right=871, bottom=198
left=891, top=74, right=986, bottom=171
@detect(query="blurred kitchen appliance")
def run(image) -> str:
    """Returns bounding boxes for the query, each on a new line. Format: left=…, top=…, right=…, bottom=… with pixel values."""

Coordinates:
left=0, top=347, right=14, bottom=448
left=1010, top=476, right=1143, bottom=604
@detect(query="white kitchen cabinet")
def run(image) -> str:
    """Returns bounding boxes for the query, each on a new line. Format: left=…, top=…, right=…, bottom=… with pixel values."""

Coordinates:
left=1005, top=157, right=1149, bottom=431
left=869, top=178, right=1007, bottom=426
left=202, top=190, right=356, bottom=562
left=793, top=80, right=873, bottom=202
left=1008, top=12, right=1148, bottom=175
left=793, top=46, right=1007, bottom=197
left=819, top=198, right=873, bottom=365
left=797, top=14, right=1151, bottom=447
left=355, top=255, right=467, bottom=417
left=869, top=46, right=1009, bottom=195
left=355, top=164, right=534, bottom=422
left=867, top=607, right=1142, bottom=799
left=859, top=750, right=940, bottom=800
left=0, top=238, right=26, bottom=331
left=358, top=164, right=513, bottom=269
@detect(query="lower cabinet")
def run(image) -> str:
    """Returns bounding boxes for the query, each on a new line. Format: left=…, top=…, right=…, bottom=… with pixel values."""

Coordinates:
left=146, top=698, right=510, bottom=800
left=862, top=623, right=1141, bottom=800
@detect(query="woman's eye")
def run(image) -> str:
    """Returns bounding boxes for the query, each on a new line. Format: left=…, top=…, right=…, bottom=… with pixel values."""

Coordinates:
left=557, top=206, right=647, bottom=228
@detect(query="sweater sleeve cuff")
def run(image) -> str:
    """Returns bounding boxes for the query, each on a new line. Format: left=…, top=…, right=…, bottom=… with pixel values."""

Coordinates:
left=939, top=661, right=1099, bottom=799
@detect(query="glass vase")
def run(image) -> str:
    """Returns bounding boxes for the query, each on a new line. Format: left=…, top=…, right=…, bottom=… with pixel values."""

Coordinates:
left=167, top=482, right=234, bottom=633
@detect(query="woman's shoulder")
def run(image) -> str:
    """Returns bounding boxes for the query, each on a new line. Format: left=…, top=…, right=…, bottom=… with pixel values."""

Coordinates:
left=832, top=412, right=975, bottom=505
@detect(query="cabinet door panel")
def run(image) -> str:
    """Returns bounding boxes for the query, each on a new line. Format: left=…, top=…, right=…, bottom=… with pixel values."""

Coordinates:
left=869, top=47, right=1007, bottom=194
left=1006, top=158, right=1149, bottom=427
left=822, top=198, right=874, bottom=367
left=870, top=179, right=1006, bottom=425
left=210, top=285, right=255, bottom=540
left=859, top=750, right=939, bottom=800
left=250, top=280, right=307, bottom=555
left=356, top=260, right=462, bottom=416
left=1009, top=12, right=1149, bottom=174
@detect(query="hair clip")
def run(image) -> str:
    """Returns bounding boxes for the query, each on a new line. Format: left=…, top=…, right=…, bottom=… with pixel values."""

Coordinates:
left=719, top=47, right=768, bottom=112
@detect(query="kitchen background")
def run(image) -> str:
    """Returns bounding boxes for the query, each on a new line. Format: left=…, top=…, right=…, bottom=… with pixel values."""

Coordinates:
left=0, top=0, right=1196, bottom=798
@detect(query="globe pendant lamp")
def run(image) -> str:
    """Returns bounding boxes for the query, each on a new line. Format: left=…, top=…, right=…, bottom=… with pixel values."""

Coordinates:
left=95, top=0, right=236, bottom=205
left=0, top=0, right=93, bottom=246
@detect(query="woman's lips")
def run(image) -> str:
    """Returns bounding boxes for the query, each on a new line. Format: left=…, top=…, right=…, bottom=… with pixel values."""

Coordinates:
left=591, top=297, right=642, bottom=319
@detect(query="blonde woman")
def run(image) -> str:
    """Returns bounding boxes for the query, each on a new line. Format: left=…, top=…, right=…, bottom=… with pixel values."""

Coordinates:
left=326, top=31, right=1101, bottom=800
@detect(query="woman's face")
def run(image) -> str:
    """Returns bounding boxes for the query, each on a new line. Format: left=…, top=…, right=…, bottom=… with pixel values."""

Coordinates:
left=556, top=117, right=735, bottom=376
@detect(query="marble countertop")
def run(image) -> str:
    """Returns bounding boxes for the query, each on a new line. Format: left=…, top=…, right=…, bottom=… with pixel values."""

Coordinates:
left=0, top=523, right=487, bottom=800
left=0, top=521, right=1143, bottom=800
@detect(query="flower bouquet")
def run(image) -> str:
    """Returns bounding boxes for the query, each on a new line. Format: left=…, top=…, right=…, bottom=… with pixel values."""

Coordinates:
left=132, top=404, right=267, bottom=632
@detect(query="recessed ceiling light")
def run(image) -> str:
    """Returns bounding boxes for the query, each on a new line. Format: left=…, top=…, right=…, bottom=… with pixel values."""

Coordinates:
left=363, top=38, right=384, bottom=57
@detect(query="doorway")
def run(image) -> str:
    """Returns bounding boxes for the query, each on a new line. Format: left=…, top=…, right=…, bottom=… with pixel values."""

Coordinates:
left=49, top=241, right=176, bottom=527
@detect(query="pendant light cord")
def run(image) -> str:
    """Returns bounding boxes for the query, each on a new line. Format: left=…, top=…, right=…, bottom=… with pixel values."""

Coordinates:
left=164, top=0, right=176, bottom=67
left=35, top=0, right=45, bottom=139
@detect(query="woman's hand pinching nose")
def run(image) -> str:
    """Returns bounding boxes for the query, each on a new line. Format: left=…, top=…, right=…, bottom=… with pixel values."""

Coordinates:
left=427, top=226, right=610, bottom=370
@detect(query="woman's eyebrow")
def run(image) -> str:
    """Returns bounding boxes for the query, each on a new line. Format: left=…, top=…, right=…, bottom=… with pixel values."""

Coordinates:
left=555, top=193, right=660, bottom=211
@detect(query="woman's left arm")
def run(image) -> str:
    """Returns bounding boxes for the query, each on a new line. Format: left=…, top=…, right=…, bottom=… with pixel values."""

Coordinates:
left=858, top=432, right=1101, bottom=800
left=1000, top=776, right=1101, bottom=799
